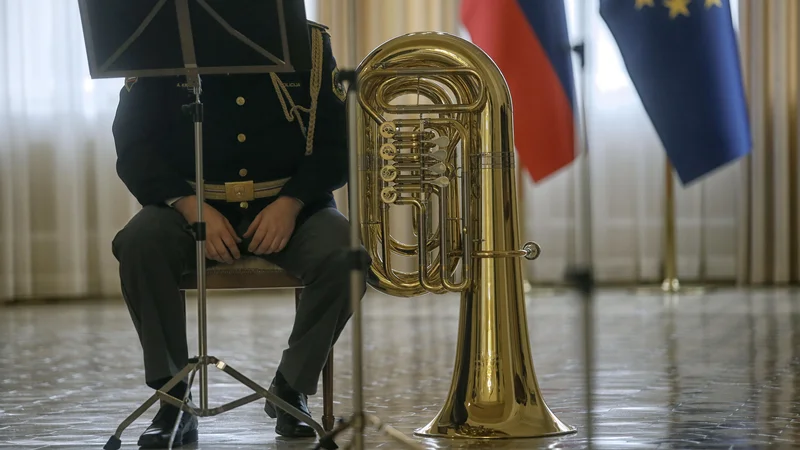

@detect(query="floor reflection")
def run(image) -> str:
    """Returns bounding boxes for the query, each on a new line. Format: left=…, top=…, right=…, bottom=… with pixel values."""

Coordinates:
left=1, top=288, right=799, bottom=448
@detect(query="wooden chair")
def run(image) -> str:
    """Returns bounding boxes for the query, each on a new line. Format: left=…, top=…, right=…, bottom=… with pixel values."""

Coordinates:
left=178, top=256, right=335, bottom=431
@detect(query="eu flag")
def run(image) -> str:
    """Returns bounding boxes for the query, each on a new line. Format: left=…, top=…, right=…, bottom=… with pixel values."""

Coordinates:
left=461, top=0, right=576, bottom=182
left=600, top=0, right=751, bottom=185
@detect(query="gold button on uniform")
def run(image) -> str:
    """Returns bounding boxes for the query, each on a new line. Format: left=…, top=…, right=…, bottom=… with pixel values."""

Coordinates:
left=236, top=96, right=245, bottom=106
left=239, top=168, right=248, bottom=177
left=237, top=133, right=246, bottom=143
left=240, top=201, right=249, bottom=209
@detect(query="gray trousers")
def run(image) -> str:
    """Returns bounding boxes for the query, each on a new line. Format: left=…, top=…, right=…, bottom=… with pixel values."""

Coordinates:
left=111, top=204, right=367, bottom=396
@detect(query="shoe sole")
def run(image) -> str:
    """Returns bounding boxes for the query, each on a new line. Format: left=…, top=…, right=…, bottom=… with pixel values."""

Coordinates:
left=275, top=424, right=317, bottom=439
left=265, top=402, right=317, bottom=438
left=138, top=428, right=198, bottom=449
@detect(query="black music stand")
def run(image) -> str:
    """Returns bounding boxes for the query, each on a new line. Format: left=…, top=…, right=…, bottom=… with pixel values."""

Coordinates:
left=77, top=1, right=334, bottom=448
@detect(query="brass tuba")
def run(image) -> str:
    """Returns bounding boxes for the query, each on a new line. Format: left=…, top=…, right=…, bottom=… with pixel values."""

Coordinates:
left=354, top=31, right=576, bottom=439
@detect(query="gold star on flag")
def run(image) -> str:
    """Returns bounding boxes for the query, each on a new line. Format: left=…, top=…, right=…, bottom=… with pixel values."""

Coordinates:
left=635, top=0, right=655, bottom=8
left=705, top=0, right=722, bottom=8
left=664, top=0, right=691, bottom=18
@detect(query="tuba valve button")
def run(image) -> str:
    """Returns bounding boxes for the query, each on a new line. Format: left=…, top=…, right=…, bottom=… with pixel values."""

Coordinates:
left=380, top=143, right=398, bottom=160
left=380, top=165, right=398, bottom=182
left=379, top=121, right=397, bottom=138
left=380, top=187, right=398, bottom=204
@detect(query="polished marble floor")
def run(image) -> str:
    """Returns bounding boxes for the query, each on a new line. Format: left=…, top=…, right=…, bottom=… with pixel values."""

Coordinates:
left=1, top=287, right=800, bottom=449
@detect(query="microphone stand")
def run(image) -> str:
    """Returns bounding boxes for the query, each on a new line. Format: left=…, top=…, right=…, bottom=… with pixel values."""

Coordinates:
left=313, top=67, right=424, bottom=450
left=566, top=1, right=596, bottom=448
left=313, top=4, right=423, bottom=449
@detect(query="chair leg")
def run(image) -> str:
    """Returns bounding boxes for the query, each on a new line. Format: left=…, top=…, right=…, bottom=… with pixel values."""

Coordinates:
left=322, top=351, right=334, bottom=431
left=294, top=287, right=335, bottom=431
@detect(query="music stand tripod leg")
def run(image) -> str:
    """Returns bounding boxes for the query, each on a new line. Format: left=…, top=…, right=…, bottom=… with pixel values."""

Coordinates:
left=166, top=365, right=200, bottom=448
left=102, top=363, right=199, bottom=450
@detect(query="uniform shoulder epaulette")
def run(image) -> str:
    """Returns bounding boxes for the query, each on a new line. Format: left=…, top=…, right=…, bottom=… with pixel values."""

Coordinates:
left=307, top=20, right=329, bottom=32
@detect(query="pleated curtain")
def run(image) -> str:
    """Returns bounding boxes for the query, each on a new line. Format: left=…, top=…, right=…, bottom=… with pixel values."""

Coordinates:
left=737, top=0, right=800, bottom=285
left=4, top=0, right=797, bottom=302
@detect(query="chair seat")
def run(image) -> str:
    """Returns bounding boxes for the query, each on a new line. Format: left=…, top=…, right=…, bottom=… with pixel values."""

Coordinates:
left=179, top=256, right=303, bottom=290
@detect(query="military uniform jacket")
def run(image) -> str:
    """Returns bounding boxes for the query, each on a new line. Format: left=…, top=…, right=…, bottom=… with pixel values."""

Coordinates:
left=111, top=22, right=348, bottom=226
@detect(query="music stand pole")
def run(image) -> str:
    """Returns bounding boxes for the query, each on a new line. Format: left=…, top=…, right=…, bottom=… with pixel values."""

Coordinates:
left=187, top=74, right=209, bottom=413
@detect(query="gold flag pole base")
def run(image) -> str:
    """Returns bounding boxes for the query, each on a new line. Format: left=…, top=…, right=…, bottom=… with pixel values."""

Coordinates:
left=630, top=277, right=715, bottom=295
left=632, top=160, right=714, bottom=297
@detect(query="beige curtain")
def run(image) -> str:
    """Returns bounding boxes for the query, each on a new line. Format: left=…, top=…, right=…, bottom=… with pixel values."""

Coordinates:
left=315, top=0, right=461, bottom=210
left=0, top=1, right=141, bottom=302
left=737, top=0, right=800, bottom=285
left=317, top=0, right=460, bottom=67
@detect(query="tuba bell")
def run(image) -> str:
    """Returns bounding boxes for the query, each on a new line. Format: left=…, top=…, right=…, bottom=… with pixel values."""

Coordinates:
left=354, top=31, right=576, bottom=439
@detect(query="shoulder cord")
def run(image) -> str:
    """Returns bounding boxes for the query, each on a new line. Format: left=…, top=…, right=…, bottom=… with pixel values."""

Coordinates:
left=269, top=27, right=323, bottom=156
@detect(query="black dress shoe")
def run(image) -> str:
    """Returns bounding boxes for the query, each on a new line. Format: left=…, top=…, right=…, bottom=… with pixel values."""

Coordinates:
left=137, top=402, right=198, bottom=449
left=263, top=374, right=316, bottom=438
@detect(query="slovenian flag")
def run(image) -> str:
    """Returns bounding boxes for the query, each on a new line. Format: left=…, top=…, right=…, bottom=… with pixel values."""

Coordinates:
left=461, top=0, right=577, bottom=182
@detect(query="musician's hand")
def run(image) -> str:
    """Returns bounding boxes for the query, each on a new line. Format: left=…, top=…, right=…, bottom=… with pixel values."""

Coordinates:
left=243, top=196, right=303, bottom=255
left=174, top=196, right=242, bottom=264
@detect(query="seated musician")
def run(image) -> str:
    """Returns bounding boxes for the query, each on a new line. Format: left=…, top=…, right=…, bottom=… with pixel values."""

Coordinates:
left=110, top=19, right=368, bottom=448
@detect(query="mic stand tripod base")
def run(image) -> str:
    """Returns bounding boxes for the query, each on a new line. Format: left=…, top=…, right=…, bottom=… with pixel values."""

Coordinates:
left=566, top=265, right=595, bottom=449
left=103, top=78, right=335, bottom=450
left=314, top=412, right=425, bottom=450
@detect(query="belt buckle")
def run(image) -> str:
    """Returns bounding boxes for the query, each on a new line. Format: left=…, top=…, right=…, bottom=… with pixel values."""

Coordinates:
left=224, top=181, right=255, bottom=202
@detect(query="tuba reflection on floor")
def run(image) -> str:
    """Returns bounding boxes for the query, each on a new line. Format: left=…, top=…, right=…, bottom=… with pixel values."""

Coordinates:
left=354, top=32, right=576, bottom=439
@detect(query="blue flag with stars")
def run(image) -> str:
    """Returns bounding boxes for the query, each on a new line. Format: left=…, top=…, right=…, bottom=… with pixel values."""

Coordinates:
left=600, top=0, right=751, bottom=185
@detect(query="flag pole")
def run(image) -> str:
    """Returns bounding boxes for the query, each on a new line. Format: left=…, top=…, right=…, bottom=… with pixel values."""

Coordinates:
left=662, top=158, right=679, bottom=292
left=656, top=158, right=711, bottom=294
left=632, top=157, right=709, bottom=295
